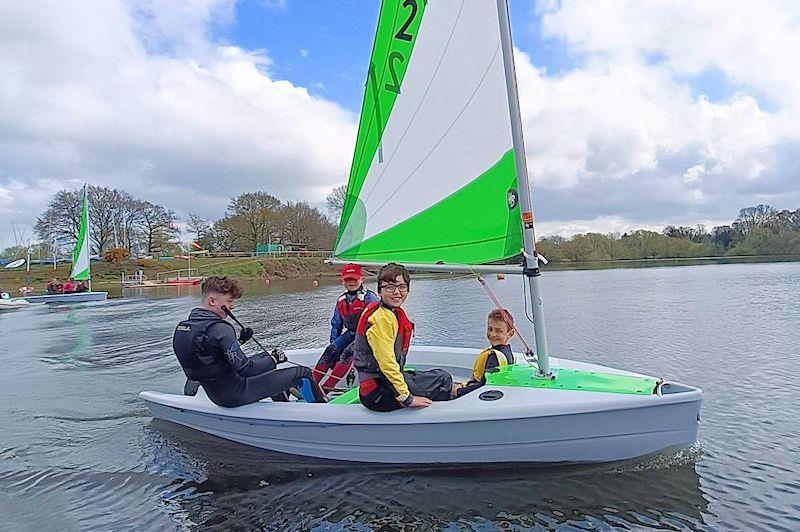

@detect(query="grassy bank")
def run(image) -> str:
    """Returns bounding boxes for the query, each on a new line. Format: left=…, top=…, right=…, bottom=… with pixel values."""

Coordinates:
left=0, top=256, right=337, bottom=296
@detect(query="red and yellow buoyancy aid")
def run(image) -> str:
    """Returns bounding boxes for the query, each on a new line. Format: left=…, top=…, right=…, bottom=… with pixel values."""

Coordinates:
left=353, top=302, right=415, bottom=403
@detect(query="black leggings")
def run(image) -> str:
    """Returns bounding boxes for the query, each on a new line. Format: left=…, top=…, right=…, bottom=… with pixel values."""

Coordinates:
left=206, top=366, right=325, bottom=407
left=360, top=369, right=454, bottom=412
left=360, top=382, right=403, bottom=412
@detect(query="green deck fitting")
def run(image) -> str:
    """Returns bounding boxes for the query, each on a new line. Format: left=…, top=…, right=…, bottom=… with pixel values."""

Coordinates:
left=486, top=365, right=658, bottom=395
left=329, top=387, right=362, bottom=405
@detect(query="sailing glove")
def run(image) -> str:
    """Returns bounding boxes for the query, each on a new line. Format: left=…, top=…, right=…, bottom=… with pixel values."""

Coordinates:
left=238, top=327, right=254, bottom=344
left=270, top=348, right=287, bottom=365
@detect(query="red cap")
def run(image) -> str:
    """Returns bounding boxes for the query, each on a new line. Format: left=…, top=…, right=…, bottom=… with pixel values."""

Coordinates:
left=340, top=263, right=363, bottom=280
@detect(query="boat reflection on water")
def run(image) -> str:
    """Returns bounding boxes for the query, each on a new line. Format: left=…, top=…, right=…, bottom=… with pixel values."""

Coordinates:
left=149, top=420, right=709, bottom=531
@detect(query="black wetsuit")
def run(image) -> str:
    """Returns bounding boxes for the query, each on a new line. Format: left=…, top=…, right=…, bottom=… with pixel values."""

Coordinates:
left=172, top=308, right=324, bottom=407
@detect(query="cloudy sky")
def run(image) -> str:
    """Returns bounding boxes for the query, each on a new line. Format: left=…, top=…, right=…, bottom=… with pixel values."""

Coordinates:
left=1, top=0, right=799, bottom=249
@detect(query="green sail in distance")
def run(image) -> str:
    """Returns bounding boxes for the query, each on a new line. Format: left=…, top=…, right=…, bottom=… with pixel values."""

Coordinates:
left=335, top=1, right=523, bottom=266
left=70, top=186, right=91, bottom=281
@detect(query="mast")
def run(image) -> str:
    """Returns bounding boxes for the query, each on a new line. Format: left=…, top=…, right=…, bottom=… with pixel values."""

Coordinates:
left=85, top=184, right=92, bottom=292
left=496, top=0, right=553, bottom=377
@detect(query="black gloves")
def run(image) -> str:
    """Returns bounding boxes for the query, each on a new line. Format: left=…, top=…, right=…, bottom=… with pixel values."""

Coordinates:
left=238, top=327, right=254, bottom=344
left=270, top=348, right=287, bottom=365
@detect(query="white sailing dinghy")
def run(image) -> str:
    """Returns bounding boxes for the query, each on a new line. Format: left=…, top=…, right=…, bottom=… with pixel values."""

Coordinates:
left=22, top=185, right=108, bottom=304
left=141, top=0, right=702, bottom=464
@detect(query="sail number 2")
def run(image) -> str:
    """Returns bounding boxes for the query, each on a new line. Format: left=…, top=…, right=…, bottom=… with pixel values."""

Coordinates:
left=385, top=0, right=418, bottom=94
left=394, top=0, right=418, bottom=41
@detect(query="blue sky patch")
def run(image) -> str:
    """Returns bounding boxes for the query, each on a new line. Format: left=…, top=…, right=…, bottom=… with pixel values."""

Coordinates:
left=219, top=0, right=574, bottom=110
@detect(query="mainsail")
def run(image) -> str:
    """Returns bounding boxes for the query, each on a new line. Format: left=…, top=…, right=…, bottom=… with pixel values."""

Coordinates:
left=70, top=185, right=91, bottom=281
left=335, top=0, right=523, bottom=265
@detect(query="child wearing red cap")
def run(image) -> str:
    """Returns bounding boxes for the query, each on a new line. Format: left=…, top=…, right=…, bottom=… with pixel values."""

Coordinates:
left=313, top=263, right=379, bottom=392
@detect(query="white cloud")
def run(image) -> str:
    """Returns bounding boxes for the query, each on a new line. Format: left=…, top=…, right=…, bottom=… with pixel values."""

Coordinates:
left=516, top=0, right=800, bottom=234
left=538, top=0, right=800, bottom=109
left=0, top=0, right=355, bottom=248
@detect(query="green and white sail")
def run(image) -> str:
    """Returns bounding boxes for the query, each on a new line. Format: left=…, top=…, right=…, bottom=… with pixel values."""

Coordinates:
left=70, top=185, right=91, bottom=281
left=335, top=0, right=523, bottom=265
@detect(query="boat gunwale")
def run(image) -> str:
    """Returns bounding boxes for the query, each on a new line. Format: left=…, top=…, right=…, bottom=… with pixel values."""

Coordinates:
left=140, top=384, right=702, bottom=427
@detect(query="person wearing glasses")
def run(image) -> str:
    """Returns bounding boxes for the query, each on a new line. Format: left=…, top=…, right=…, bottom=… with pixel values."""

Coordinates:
left=352, top=263, right=455, bottom=412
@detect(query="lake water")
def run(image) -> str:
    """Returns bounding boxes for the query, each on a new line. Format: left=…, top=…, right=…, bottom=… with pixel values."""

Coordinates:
left=1, top=263, right=799, bottom=531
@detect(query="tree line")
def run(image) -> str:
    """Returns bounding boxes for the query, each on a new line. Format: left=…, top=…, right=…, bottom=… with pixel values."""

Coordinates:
left=186, top=192, right=336, bottom=253
left=537, top=205, right=800, bottom=263
left=4, top=187, right=797, bottom=263
left=0, top=186, right=338, bottom=259
left=34, top=186, right=180, bottom=257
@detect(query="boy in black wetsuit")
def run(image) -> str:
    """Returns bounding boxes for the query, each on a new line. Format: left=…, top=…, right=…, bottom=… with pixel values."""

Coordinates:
left=173, top=276, right=326, bottom=407
left=452, top=309, right=516, bottom=398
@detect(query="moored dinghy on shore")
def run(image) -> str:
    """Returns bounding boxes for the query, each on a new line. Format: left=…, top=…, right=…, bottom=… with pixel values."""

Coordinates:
left=141, top=0, right=702, bottom=464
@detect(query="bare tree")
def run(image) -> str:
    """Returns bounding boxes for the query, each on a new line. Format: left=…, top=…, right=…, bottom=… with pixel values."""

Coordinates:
left=35, top=189, right=83, bottom=250
left=281, top=201, right=337, bottom=249
left=326, top=185, right=347, bottom=220
left=767, top=209, right=800, bottom=232
left=211, top=216, right=249, bottom=251
left=35, top=185, right=175, bottom=255
left=187, top=213, right=210, bottom=241
left=138, top=202, right=179, bottom=253
left=117, top=196, right=145, bottom=252
left=187, top=213, right=215, bottom=250
left=735, top=204, right=777, bottom=235
left=224, top=192, right=283, bottom=251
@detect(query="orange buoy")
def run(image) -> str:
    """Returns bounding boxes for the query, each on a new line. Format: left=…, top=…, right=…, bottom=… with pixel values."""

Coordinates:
left=312, top=280, right=319, bottom=287
left=264, top=276, right=271, bottom=285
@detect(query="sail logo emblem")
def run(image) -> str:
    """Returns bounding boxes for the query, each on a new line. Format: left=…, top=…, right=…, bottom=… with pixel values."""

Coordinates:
left=507, top=189, right=519, bottom=210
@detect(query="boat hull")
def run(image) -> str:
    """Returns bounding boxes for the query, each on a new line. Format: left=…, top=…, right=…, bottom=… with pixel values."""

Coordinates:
left=140, top=347, right=702, bottom=464
left=0, top=300, right=30, bottom=311
left=22, top=291, right=108, bottom=304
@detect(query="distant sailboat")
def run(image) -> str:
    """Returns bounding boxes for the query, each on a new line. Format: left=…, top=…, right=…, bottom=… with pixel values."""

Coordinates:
left=141, top=0, right=702, bottom=463
left=22, top=185, right=108, bottom=304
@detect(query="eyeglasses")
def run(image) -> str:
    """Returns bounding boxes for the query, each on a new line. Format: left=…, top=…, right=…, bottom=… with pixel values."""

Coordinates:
left=379, top=283, right=408, bottom=293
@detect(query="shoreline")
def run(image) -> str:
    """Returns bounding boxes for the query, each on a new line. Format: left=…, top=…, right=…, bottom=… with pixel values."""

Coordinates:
left=0, top=256, right=339, bottom=298
left=2, top=254, right=798, bottom=298
left=543, top=254, right=800, bottom=271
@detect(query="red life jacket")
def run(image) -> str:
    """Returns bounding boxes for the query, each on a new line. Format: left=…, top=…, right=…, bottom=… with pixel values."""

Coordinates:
left=336, top=288, right=375, bottom=332
left=353, top=302, right=414, bottom=379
